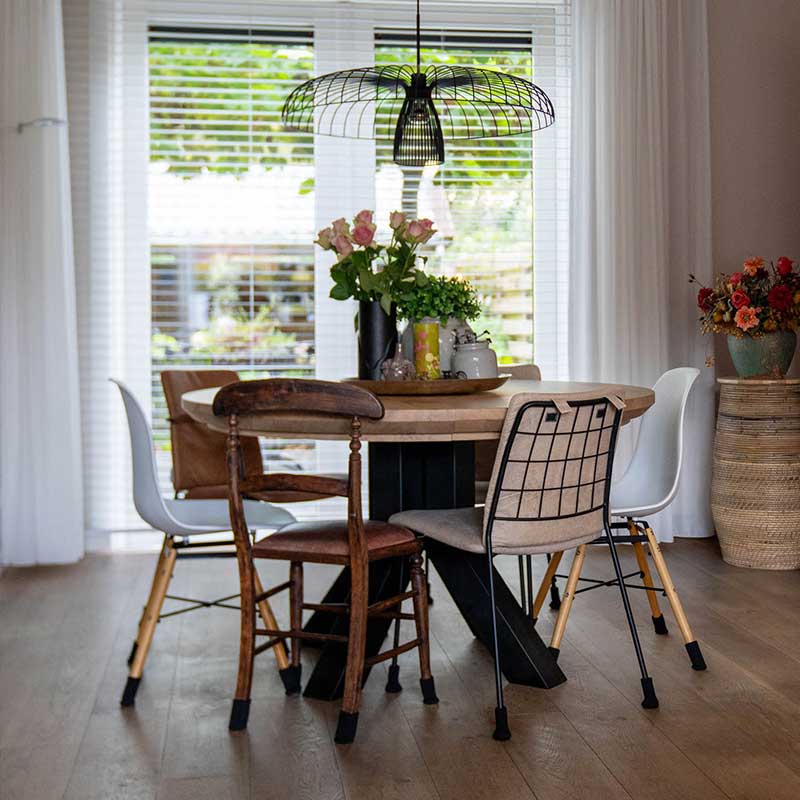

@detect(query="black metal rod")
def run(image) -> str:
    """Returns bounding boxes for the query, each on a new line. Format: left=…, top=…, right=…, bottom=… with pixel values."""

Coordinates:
left=604, top=526, right=650, bottom=680
left=517, top=556, right=526, bottom=612
left=525, top=555, right=534, bottom=617
left=416, top=0, right=421, bottom=74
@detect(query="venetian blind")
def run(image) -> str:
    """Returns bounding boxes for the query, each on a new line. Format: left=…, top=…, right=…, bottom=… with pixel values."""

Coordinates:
left=147, top=25, right=320, bottom=495
left=372, top=3, right=570, bottom=375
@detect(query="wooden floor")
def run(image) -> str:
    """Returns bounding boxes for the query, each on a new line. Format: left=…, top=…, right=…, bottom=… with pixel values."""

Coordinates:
left=2, top=538, right=800, bottom=800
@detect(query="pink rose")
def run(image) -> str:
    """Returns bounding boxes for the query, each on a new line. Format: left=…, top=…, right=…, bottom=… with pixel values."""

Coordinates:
left=331, top=217, right=350, bottom=237
left=405, top=219, right=436, bottom=243
left=354, top=209, right=373, bottom=225
left=333, top=234, right=353, bottom=260
left=389, top=210, right=406, bottom=230
left=418, top=218, right=436, bottom=243
left=405, top=220, right=426, bottom=242
left=352, top=222, right=376, bottom=247
left=315, top=227, right=334, bottom=250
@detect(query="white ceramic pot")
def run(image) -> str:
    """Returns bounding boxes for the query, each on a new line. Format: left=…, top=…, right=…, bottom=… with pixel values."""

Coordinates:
left=452, top=340, right=498, bottom=379
left=400, top=317, right=473, bottom=374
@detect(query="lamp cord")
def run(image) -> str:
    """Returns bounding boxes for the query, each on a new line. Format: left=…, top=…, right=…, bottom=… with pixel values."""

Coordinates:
left=416, top=0, right=421, bottom=74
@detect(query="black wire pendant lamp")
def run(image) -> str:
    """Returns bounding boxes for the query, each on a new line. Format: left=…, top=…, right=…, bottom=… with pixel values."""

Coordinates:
left=281, top=0, right=555, bottom=167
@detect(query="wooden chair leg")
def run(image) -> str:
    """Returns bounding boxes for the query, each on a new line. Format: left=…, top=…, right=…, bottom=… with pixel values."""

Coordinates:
left=532, top=551, right=564, bottom=622
left=548, top=546, right=586, bottom=658
left=121, top=536, right=177, bottom=706
left=410, top=552, right=438, bottom=705
left=126, top=535, right=170, bottom=667
left=628, top=520, right=668, bottom=635
left=279, top=561, right=304, bottom=695
left=230, top=555, right=256, bottom=730
left=253, top=567, right=301, bottom=695
left=335, top=563, right=369, bottom=745
left=643, top=526, right=707, bottom=671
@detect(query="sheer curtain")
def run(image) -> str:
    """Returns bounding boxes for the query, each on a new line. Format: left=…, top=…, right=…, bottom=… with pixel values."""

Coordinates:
left=0, top=0, right=84, bottom=564
left=569, top=0, right=715, bottom=540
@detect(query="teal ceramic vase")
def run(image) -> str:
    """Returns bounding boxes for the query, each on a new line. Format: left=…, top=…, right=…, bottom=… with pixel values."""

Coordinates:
left=727, top=331, right=797, bottom=378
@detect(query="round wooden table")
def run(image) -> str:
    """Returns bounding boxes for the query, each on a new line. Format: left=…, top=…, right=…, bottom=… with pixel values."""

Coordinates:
left=182, top=379, right=655, bottom=700
left=181, top=379, right=654, bottom=442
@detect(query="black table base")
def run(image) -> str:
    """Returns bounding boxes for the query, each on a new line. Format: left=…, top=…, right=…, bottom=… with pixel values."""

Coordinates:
left=302, top=441, right=566, bottom=700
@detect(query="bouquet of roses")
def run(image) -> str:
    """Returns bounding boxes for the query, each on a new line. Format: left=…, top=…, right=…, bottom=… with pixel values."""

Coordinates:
left=690, top=256, right=799, bottom=337
left=315, top=210, right=435, bottom=316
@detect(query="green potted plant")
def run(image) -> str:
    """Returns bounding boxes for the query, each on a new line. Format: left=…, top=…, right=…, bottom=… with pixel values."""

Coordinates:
left=315, top=210, right=434, bottom=379
left=397, top=274, right=483, bottom=373
left=690, top=256, right=798, bottom=377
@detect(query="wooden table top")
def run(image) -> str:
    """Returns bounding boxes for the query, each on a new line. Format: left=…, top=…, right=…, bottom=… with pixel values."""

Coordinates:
left=182, top=380, right=654, bottom=443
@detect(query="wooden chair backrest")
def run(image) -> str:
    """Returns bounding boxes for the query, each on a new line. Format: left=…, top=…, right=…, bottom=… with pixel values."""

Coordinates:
left=161, top=369, right=262, bottom=499
left=214, top=379, right=384, bottom=563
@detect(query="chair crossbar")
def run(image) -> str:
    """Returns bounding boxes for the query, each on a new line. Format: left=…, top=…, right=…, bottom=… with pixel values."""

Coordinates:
left=365, top=638, right=422, bottom=667
left=253, top=638, right=284, bottom=657
left=255, top=581, right=291, bottom=602
left=158, top=592, right=242, bottom=619
left=255, top=627, right=349, bottom=644
left=368, top=590, right=415, bottom=615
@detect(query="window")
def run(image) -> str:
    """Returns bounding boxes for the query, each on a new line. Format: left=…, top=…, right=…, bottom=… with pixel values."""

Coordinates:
left=148, top=26, right=319, bottom=492
left=65, top=1, right=569, bottom=543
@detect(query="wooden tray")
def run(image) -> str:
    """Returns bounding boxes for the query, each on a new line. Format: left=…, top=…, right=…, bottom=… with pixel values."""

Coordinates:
left=344, top=375, right=510, bottom=396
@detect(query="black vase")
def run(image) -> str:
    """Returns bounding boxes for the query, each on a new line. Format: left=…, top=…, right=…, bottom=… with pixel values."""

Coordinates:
left=358, top=300, right=397, bottom=380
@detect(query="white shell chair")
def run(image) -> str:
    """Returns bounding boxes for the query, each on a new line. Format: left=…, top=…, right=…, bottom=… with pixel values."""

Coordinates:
left=111, top=379, right=297, bottom=706
left=533, top=368, right=707, bottom=672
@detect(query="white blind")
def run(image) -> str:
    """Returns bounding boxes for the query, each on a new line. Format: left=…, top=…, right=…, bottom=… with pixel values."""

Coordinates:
left=374, top=5, right=570, bottom=375
left=63, top=0, right=570, bottom=547
left=147, top=25, right=320, bottom=493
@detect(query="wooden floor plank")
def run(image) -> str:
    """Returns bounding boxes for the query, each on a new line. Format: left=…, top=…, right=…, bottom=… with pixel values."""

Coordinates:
left=1, top=544, right=800, bottom=800
left=553, top=554, right=800, bottom=800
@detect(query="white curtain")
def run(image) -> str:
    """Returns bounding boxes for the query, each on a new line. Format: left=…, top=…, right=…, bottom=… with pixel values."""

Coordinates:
left=0, top=0, right=85, bottom=564
left=569, top=0, right=715, bottom=540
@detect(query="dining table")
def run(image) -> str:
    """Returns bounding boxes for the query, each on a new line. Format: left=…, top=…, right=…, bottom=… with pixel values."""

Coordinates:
left=182, top=379, right=655, bottom=700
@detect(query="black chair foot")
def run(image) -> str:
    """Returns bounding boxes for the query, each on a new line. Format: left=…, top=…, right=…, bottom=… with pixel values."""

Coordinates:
left=334, top=711, right=359, bottom=744
left=686, top=640, right=707, bottom=671
left=420, top=677, right=439, bottom=705
left=427, top=581, right=434, bottom=606
left=549, top=584, right=562, bottom=610
left=279, top=665, right=302, bottom=695
left=652, top=614, right=669, bottom=635
left=126, top=641, right=138, bottom=667
left=493, top=706, right=511, bottom=741
left=120, top=676, right=141, bottom=707
left=229, top=698, right=251, bottom=731
left=641, top=677, right=659, bottom=709
left=385, top=664, right=403, bottom=693
left=548, top=646, right=560, bottom=661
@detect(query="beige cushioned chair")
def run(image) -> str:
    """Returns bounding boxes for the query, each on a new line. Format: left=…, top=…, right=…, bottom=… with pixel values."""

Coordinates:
left=391, top=391, right=659, bottom=741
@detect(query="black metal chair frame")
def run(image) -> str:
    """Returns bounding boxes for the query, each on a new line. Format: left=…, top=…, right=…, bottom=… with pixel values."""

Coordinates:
left=484, top=397, right=659, bottom=742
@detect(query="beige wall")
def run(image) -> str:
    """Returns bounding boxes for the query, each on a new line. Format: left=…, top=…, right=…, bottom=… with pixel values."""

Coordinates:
left=708, top=0, right=800, bottom=375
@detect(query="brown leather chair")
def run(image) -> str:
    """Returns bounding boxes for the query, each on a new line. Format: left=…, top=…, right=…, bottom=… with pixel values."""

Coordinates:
left=161, top=369, right=342, bottom=502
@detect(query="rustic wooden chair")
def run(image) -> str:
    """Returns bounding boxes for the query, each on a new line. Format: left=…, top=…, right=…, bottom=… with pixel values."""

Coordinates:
left=214, top=378, right=438, bottom=743
left=392, top=392, right=659, bottom=740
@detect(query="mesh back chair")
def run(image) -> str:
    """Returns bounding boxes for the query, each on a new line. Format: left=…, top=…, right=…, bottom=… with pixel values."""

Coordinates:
left=214, top=379, right=438, bottom=744
left=532, top=368, right=707, bottom=672
left=392, top=392, right=659, bottom=741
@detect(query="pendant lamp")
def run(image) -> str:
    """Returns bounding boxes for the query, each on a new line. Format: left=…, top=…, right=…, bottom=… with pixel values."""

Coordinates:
left=281, top=0, right=555, bottom=167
